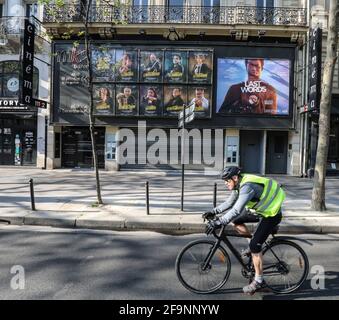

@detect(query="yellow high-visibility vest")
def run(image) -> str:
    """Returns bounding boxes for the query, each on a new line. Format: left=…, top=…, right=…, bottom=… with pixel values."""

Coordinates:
left=240, top=174, right=285, bottom=217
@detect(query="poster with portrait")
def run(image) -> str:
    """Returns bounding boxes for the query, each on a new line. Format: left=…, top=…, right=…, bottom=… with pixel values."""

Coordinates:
left=115, top=50, right=138, bottom=82
left=93, top=84, right=115, bottom=115
left=188, top=51, right=213, bottom=84
left=115, top=85, right=138, bottom=116
left=91, top=45, right=115, bottom=82
left=164, top=51, right=187, bottom=83
left=139, top=85, right=163, bottom=116
left=216, top=58, right=291, bottom=115
left=188, top=86, right=211, bottom=118
left=163, top=85, right=187, bottom=116
left=140, top=51, right=163, bottom=82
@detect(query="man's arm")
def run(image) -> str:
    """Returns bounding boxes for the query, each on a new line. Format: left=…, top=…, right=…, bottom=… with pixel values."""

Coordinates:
left=212, top=190, right=239, bottom=214
left=218, top=184, right=256, bottom=225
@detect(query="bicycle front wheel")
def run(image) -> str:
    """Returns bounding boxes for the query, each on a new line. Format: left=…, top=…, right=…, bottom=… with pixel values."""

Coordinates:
left=175, top=239, right=231, bottom=294
left=263, top=239, right=309, bottom=294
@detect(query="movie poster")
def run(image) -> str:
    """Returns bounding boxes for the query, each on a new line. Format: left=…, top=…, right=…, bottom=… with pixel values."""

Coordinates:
left=164, top=85, right=187, bottom=116
left=57, top=44, right=90, bottom=114
left=188, top=51, right=212, bottom=84
left=216, top=58, right=290, bottom=115
left=164, top=51, right=187, bottom=83
left=91, top=45, right=115, bottom=82
left=139, top=85, right=162, bottom=116
left=140, top=51, right=163, bottom=82
left=187, top=86, right=211, bottom=118
left=93, top=85, right=115, bottom=115
left=115, top=50, right=138, bottom=82
left=115, top=85, right=138, bottom=115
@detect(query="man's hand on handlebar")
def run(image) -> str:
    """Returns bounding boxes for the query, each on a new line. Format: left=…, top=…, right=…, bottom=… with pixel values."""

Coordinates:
left=205, top=218, right=222, bottom=235
left=202, top=210, right=216, bottom=222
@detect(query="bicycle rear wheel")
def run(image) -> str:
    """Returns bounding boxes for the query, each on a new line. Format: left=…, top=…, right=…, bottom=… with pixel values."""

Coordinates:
left=262, top=239, right=309, bottom=294
left=175, top=239, right=231, bottom=294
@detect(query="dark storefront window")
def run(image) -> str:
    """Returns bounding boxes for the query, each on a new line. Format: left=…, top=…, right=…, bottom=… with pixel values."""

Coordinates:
left=62, top=127, right=105, bottom=168
left=0, top=116, right=37, bottom=166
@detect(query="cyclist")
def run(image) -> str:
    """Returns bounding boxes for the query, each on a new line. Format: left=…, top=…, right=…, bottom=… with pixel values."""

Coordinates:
left=203, top=166, right=285, bottom=295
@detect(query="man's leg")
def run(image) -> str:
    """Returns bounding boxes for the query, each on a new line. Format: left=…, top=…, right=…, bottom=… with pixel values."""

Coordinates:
left=243, top=211, right=282, bottom=294
left=232, top=210, right=260, bottom=238
left=252, top=252, right=263, bottom=280
left=233, top=223, right=251, bottom=237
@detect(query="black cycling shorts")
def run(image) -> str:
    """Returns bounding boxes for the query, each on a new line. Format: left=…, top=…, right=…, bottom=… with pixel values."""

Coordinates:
left=233, top=210, right=282, bottom=254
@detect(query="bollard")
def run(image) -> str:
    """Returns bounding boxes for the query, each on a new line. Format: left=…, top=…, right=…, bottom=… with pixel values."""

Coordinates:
left=29, top=178, right=36, bottom=211
left=213, top=182, right=217, bottom=208
left=145, top=181, right=150, bottom=215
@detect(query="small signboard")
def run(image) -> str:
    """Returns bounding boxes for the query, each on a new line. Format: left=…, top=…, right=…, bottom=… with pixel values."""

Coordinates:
left=178, top=104, right=195, bottom=120
left=33, top=98, right=47, bottom=109
left=178, top=103, right=195, bottom=128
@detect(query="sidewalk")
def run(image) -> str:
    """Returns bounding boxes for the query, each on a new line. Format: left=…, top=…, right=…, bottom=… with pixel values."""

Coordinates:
left=1, top=168, right=339, bottom=234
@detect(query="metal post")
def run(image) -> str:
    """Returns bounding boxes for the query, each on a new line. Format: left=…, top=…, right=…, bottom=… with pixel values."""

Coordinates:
left=145, top=181, right=150, bottom=215
left=181, top=105, right=186, bottom=211
left=213, top=182, right=217, bottom=208
left=29, top=178, right=36, bottom=211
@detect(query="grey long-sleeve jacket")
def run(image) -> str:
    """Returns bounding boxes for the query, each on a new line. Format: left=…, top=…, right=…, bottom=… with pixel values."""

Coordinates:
left=213, top=182, right=264, bottom=225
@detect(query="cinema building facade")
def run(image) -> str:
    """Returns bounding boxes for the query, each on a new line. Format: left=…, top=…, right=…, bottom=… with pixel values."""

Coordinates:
left=0, top=2, right=49, bottom=167
left=43, top=1, right=310, bottom=176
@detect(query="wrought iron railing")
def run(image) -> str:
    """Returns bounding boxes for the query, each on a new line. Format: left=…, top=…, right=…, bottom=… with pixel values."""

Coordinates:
left=43, top=4, right=307, bottom=26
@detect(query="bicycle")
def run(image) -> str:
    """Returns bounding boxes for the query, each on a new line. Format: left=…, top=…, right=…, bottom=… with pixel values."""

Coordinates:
left=175, top=216, right=309, bottom=295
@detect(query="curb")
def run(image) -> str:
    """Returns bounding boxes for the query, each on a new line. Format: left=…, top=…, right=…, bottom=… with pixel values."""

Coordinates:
left=2, top=214, right=339, bottom=235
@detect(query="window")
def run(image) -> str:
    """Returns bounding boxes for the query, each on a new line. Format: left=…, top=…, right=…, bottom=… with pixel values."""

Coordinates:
left=106, top=133, right=117, bottom=160
left=26, top=3, right=39, bottom=18
left=225, top=136, right=239, bottom=164
left=202, top=0, right=220, bottom=24
left=256, top=0, right=274, bottom=24
left=0, top=4, right=3, bottom=18
left=54, top=132, right=61, bottom=159
left=167, top=0, right=185, bottom=22
left=0, top=61, right=39, bottom=98
left=133, top=0, right=148, bottom=23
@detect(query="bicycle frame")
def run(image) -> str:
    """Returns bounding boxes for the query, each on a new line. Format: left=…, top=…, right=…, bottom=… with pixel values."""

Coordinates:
left=202, top=225, right=288, bottom=275
left=202, top=225, right=252, bottom=272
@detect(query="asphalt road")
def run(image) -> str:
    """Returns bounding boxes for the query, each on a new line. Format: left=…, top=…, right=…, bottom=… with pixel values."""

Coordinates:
left=0, top=224, right=338, bottom=300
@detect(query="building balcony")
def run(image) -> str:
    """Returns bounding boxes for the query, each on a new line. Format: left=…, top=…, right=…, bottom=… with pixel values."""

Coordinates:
left=43, top=4, right=307, bottom=27
left=0, top=16, right=49, bottom=55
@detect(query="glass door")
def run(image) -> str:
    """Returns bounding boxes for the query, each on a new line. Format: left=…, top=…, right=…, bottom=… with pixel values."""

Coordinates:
left=256, top=0, right=274, bottom=24
left=62, top=127, right=105, bottom=169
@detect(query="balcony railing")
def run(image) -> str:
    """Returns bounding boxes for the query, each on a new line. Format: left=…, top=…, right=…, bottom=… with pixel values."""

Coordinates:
left=43, top=4, right=307, bottom=27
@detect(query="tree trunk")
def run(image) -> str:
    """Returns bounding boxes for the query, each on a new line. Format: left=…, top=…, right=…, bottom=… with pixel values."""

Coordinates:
left=84, top=0, right=103, bottom=205
left=311, top=0, right=338, bottom=211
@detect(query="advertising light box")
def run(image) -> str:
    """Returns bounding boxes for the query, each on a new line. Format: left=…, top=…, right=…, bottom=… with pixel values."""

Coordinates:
left=216, top=58, right=290, bottom=116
